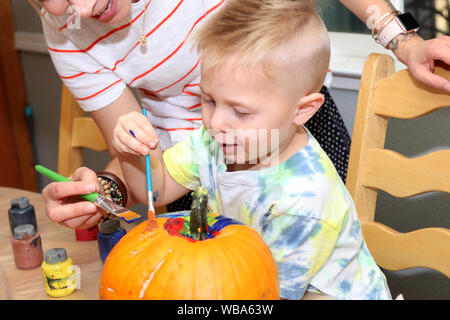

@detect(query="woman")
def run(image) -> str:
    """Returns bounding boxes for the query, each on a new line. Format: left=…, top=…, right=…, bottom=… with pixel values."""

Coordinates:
left=30, top=0, right=450, bottom=229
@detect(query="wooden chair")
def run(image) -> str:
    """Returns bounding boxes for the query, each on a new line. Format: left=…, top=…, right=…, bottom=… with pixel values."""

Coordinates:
left=346, top=53, right=450, bottom=282
left=58, top=84, right=107, bottom=177
left=58, top=84, right=166, bottom=213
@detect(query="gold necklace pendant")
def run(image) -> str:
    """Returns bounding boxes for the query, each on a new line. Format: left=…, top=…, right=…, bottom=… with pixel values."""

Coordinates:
left=139, top=33, right=147, bottom=47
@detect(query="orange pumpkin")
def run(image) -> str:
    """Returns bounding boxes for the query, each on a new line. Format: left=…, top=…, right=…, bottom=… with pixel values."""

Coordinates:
left=99, top=187, right=279, bottom=300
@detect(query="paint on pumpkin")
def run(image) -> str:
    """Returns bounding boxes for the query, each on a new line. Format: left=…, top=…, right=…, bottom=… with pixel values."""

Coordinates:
left=129, top=248, right=144, bottom=257
left=139, top=259, right=165, bottom=299
left=139, top=231, right=156, bottom=240
left=161, top=212, right=243, bottom=241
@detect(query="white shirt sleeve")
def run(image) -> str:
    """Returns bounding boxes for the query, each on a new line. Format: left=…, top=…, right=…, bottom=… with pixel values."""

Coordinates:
left=41, top=16, right=126, bottom=112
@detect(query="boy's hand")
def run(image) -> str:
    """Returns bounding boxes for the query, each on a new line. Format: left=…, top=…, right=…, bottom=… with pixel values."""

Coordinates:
left=112, top=111, right=159, bottom=156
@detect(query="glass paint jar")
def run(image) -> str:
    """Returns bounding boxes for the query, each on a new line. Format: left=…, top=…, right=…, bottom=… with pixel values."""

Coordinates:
left=75, top=225, right=99, bottom=241
left=41, top=248, right=76, bottom=297
left=11, top=224, right=44, bottom=270
left=8, top=197, right=37, bottom=235
left=98, top=218, right=127, bottom=263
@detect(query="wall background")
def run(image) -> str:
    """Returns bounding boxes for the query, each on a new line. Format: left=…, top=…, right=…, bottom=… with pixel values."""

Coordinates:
left=11, top=1, right=449, bottom=299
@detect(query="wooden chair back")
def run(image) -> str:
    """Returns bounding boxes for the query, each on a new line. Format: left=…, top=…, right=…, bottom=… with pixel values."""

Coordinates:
left=346, top=53, right=450, bottom=278
left=58, top=84, right=107, bottom=177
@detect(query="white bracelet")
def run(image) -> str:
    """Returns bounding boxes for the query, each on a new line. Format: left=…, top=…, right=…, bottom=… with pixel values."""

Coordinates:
left=373, top=12, right=392, bottom=31
left=373, top=13, right=398, bottom=43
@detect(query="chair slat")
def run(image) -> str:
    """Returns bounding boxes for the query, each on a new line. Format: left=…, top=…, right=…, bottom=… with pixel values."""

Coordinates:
left=58, top=85, right=85, bottom=177
left=347, top=54, right=450, bottom=290
left=71, top=117, right=108, bottom=151
left=374, top=67, right=450, bottom=119
left=346, top=54, right=393, bottom=222
left=362, top=222, right=450, bottom=278
left=363, top=149, right=450, bottom=197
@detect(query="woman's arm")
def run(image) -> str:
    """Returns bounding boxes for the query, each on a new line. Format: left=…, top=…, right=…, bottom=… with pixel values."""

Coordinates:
left=90, top=86, right=145, bottom=207
left=339, top=0, right=450, bottom=93
left=42, top=87, right=142, bottom=229
left=339, top=0, right=396, bottom=23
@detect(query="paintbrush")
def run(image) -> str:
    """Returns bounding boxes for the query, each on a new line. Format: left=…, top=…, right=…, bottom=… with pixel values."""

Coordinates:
left=35, top=165, right=142, bottom=223
left=142, top=108, right=158, bottom=231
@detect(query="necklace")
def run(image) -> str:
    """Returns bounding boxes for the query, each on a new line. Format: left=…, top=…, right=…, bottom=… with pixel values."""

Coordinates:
left=129, top=0, right=148, bottom=48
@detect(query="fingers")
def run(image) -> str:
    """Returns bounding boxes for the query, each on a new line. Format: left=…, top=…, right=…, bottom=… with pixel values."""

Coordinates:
left=42, top=177, right=102, bottom=228
left=411, top=63, right=450, bottom=93
left=113, top=130, right=141, bottom=156
left=43, top=180, right=98, bottom=203
left=121, top=126, right=153, bottom=155
left=424, top=36, right=450, bottom=92
left=59, top=212, right=104, bottom=229
left=112, top=111, right=160, bottom=156
left=401, top=36, right=450, bottom=93
left=47, top=200, right=98, bottom=223
left=71, top=166, right=100, bottom=185
left=427, top=36, right=450, bottom=64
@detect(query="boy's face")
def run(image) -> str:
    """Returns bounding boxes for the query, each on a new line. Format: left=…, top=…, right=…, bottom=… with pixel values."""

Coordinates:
left=37, top=0, right=135, bottom=24
left=200, top=63, right=302, bottom=170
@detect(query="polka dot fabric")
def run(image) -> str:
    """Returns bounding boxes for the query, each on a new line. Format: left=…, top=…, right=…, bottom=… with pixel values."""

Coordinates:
left=166, top=86, right=351, bottom=212
left=166, top=192, right=194, bottom=212
left=305, top=86, right=351, bottom=184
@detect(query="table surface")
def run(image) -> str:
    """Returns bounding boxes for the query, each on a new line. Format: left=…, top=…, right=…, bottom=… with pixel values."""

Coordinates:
left=0, top=187, right=135, bottom=300
left=0, top=187, right=331, bottom=301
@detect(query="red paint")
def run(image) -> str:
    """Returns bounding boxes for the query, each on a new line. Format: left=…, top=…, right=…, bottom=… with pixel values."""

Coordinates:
left=164, top=217, right=184, bottom=236
left=75, top=225, right=99, bottom=241
left=163, top=218, right=198, bottom=242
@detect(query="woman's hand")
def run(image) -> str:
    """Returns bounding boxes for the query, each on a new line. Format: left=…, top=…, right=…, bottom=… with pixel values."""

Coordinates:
left=112, top=111, right=160, bottom=156
left=42, top=167, right=105, bottom=229
left=390, top=34, right=450, bottom=93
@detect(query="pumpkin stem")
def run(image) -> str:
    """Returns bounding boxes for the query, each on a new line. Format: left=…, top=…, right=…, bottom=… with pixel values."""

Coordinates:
left=190, top=187, right=209, bottom=240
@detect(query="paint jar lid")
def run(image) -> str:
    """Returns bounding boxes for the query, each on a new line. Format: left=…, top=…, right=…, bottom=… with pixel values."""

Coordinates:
left=99, top=218, right=121, bottom=234
left=10, top=197, right=30, bottom=209
left=45, top=248, right=68, bottom=264
left=14, top=224, right=35, bottom=239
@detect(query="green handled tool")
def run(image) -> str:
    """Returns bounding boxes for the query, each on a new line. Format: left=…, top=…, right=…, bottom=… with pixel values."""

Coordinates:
left=35, top=165, right=142, bottom=223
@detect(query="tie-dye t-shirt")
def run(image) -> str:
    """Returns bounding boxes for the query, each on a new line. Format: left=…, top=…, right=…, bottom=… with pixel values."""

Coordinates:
left=163, top=125, right=392, bottom=300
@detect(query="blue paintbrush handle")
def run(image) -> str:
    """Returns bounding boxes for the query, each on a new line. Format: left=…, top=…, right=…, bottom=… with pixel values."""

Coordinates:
left=145, top=154, right=152, bottom=192
left=142, top=108, right=152, bottom=193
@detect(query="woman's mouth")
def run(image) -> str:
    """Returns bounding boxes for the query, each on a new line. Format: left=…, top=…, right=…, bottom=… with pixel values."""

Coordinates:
left=93, top=0, right=116, bottom=22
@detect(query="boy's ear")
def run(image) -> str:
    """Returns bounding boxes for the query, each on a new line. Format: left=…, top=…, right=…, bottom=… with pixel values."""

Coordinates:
left=293, top=93, right=325, bottom=126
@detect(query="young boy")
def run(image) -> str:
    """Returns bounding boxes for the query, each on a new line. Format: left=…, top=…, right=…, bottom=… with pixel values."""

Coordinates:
left=112, top=0, right=392, bottom=300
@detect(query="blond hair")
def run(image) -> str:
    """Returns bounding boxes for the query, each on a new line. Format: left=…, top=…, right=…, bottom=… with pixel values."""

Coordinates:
left=194, top=0, right=330, bottom=95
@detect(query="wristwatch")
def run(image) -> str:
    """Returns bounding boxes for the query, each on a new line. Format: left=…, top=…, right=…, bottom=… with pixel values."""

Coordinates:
left=378, top=13, right=420, bottom=48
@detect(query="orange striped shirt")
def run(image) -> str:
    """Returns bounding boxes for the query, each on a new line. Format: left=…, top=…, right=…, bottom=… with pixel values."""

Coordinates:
left=41, top=0, right=225, bottom=150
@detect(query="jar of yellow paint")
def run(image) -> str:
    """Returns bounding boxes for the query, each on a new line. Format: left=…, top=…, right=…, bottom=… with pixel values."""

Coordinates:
left=41, top=248, right=76, bottom=297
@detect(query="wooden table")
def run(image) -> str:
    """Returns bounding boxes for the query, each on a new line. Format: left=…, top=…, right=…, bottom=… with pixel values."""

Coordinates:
left=0, top=187, right=134, bottom=300
left=0, top=187, right=331, bottom=301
